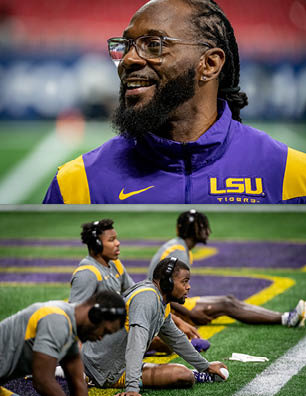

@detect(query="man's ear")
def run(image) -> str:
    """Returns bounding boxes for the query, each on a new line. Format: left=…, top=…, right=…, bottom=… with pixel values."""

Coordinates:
left=198, top=47, right=225, bottom=82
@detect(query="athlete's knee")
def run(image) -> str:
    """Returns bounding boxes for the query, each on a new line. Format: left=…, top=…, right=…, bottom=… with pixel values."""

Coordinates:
left=224, top=295, right=240, bottom=308
left=171, top=364, right=195, bottom=387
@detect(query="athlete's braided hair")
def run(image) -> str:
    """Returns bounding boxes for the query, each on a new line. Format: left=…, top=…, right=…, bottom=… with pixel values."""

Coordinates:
left=81, top=219, right=114, bottom=251
left=184, top=0, right=248, bottom=122
left=177, top=209, right=210, bottom=243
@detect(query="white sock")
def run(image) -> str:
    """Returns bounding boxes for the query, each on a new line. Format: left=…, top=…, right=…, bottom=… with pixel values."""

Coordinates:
left=281, top=312, right=289, bottom=326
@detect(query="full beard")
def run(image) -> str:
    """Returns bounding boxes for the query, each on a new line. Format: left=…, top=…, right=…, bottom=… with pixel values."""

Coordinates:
left=112, top=68, right=196, bottom=139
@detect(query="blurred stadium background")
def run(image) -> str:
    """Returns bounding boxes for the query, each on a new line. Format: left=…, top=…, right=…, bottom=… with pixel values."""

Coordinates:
left=0, top=0, right=306, bottom=203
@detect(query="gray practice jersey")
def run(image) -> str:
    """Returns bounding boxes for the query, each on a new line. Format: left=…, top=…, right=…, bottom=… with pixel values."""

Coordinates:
left=69, top=256, right=134, bottom=303
left=82, top=280, right=209, bottom=393
left=0, top=300, right=79, bottom=382
left=148, top=237, right=192, bottom=280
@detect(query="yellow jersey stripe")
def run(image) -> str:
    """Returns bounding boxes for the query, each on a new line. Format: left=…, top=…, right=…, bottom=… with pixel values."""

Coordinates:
left=57, top=155, right=91, bottom=204
left=160, top=245, right=186, bottom=261
left=124, top=288, right=160, bottom=332
left=114, top=260, right=124, bottom=277
left=25, top=307, right=72, bottom=340
left=72, top=265, right=102, bottom=281
left=282, top=147, right=306, bottom=200
left=189, top=250, right=193, bottom=265
left=164, top=303, right=171, bottom=318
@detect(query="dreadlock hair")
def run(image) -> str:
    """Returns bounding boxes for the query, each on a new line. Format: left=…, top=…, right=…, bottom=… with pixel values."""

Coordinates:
left=177, top=209, right=210, bottom=243
left=183, top=0, right=248, bottom=122
left=81, top=219, right=114, bottom=254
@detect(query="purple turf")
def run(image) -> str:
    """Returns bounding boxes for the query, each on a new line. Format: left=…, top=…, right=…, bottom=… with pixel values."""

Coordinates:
left=3, top=377, right=69, bottom=396
left=192, top=241, right=306, bottom=269
left=0, top=258, right=78, bottom=267
left=1, top=240, right=305, bottom=269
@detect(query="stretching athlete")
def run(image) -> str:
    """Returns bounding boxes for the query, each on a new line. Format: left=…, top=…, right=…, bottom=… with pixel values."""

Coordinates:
left=148, top=210, right=306, bottom=327
left=0, top=290, right=126, bottom=396
left=82, top=258, right=228, bottom=396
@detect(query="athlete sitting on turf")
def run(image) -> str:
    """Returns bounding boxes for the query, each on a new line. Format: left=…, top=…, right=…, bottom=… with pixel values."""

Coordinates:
left=69, top=219, right=134, bottom=304
left=0, top=290, right=126, bottom=396
left=148, top=209, right=306, bottom=328
left=82, top=257, right=228, bottom=396
left=69, top=218, right=204, bottom=342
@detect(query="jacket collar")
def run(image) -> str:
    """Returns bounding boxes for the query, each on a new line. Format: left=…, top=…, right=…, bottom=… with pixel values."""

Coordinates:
left=134, top=99, right=233, bottom=172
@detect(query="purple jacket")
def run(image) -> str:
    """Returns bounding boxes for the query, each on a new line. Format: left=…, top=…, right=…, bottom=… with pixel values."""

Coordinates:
left=43, top=101, right=306, bottom=204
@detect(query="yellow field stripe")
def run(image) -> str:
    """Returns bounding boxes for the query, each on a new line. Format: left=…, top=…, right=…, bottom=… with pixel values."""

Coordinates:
left=107, top=267, right=301, bottom=275
left=198, top=273, right=295, bottom=339
left=0, top=265, right=303, bottom=275
left=89, top=389, right=117, bottom=396
left=192, top=247, right=218, bottom=260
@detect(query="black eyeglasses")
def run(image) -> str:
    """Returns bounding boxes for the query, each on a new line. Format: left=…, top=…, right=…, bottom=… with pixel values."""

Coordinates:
left=107, top=35, right=211, bottom=64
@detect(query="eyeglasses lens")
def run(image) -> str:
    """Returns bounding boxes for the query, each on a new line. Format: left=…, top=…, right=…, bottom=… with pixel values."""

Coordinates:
left=108, top=36, right=162, bottom=62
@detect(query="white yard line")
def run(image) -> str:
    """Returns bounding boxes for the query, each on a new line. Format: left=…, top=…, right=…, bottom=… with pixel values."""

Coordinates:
left=234, top=335, right=306, bottom=396
left=0, top=131, right=80, bottom=204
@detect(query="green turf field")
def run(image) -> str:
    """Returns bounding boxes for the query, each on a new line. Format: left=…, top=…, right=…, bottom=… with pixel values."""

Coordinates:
left=0, top=120, right=306, bottom=203
left=0, top=209, right=306, bottom=396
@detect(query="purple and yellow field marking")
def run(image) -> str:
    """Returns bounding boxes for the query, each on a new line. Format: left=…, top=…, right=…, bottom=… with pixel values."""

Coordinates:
left=0, top=240, right=302, bottom=302
left=0, top=239, right=305, bottom=269
left=195, top=271, right=295, bottom=340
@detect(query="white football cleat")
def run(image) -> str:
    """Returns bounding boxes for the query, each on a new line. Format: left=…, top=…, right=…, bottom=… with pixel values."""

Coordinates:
left=286, top=300, right=306, bottom=327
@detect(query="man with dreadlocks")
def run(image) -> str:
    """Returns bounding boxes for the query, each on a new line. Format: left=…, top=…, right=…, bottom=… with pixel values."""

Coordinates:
left=43, top=0, right=306, bottom=204
left=148, top=209, right=306, bottom=327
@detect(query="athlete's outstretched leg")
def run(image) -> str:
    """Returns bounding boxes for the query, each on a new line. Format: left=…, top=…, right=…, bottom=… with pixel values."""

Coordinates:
left=142, top=363, right=195, bottom=388
left=194, top=296, right=282, bottom=324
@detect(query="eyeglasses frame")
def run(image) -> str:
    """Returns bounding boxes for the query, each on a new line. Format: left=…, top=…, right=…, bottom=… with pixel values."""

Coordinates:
left=107, top=35, right=212, bottom=62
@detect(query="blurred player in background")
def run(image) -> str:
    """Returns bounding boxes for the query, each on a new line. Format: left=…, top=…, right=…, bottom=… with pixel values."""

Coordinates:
left=0, top=290, right=126, bottom=396
left=148, top=209, right=306, bottom=327
left=82, top=258, right=228, bottom=396
left=43, top=0, right=306, bottom=204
